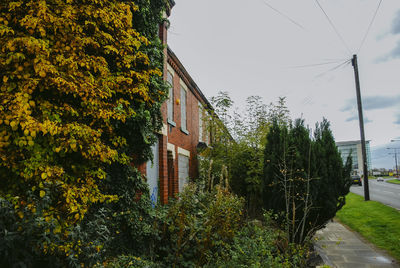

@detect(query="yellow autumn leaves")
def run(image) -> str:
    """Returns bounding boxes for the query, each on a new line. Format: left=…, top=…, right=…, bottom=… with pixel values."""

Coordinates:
left=0, top=0, right=163, bottom=257
left=40, top=190, right=45, bottom=198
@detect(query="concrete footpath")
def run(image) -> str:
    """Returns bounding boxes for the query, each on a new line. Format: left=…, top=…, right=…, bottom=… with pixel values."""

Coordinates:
left=315, top=220, right=399, bottom=268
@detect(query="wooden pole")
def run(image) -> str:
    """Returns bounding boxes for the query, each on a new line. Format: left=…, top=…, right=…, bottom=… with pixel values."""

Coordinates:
left=351, top=54, right=370, bottom=201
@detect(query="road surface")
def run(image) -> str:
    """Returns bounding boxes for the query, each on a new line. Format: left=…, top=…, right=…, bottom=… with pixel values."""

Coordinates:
left=350, top=178, right=400, bottom=210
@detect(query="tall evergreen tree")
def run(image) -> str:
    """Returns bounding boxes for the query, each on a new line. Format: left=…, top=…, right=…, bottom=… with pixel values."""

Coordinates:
left=263, top=118, right=352, bottom=244
left=310, top=119, right=352, bottom=222
left=263, top=119, right=288, bottom=214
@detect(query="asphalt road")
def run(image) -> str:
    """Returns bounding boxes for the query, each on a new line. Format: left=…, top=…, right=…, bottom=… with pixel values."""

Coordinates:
left=350, top=178, right=400, bottom=210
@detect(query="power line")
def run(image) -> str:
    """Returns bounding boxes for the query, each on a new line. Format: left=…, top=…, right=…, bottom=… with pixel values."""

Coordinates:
left=314, top=58, right=351, bottom=78
left=357, top=0, right=383, bottom=53
left=287, top=59, right=348, bottom=69
left=261, top=0, right=305, bottom=30
left=314, top=0, right=352, bottom=55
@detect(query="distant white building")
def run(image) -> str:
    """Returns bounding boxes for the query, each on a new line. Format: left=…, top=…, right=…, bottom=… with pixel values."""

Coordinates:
left=336, top=140, right=371, bottom=176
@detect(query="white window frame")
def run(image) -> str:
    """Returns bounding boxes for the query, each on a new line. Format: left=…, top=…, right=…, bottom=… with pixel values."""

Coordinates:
left=178, top=149, right=190, bottom=193
left=167, top=66, right=175, bottom=125
left=180, top=80, right=188, bottom=132
left=198, top=102, right=203, bottom=142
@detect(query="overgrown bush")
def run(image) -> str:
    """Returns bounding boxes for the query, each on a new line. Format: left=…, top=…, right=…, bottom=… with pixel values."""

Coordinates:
left=149, top=184, right=310, bottom=267
left=94, top=255, right=156, bottom=268
left=154, top=184, right=244, bottom=267
left=201, top=92, right=292, bottom=218
left=211, top=219, right=309, bottom=268
left=0, top=0, right=167, bottom=265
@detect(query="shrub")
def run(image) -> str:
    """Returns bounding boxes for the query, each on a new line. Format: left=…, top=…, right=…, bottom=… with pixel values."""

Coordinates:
left=154, top=184, right=245, bottom=267
left=211, top=220, right=309, bottom=268
left=95, top=255, right=157, bottom=268
left=0, top=0, right=167, bottom=265
left=150, top=185, right=309, bottom=267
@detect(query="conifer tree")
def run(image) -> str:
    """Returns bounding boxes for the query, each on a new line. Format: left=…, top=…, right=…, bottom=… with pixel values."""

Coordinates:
left=263, top=118, right=352, bottom=244
left=310, top=119, right=352, bottom=221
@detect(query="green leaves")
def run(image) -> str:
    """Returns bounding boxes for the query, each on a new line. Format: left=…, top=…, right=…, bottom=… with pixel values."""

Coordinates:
left=263, top=117, right=351, bottom=244
left=0, top=0, right=167, bottom=265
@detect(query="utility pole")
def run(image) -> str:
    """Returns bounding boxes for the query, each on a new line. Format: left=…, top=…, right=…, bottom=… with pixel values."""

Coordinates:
left=351, top=54, right=370, bottom=201
left=387, top=148, right=399, bottom=177
left=396, top=151, right=399, bottom=178
left=390, top=140, right=400, bottom=178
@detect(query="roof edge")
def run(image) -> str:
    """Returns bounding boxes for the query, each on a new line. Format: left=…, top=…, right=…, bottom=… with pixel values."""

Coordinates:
left=166, top=0, right=175, bottom=16
left=167, top=46, right=213, bottom=111
left=166, top=46, right=235, bottom=142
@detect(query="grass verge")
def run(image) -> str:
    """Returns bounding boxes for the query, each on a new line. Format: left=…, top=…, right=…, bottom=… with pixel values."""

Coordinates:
left=336, top=193, right=400, bottom=261
left=387, top=179, right=400, bottom=185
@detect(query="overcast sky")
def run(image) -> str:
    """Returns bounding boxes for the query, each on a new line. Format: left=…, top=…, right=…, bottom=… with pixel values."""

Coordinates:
left=168, top=0, right=400, bottom=168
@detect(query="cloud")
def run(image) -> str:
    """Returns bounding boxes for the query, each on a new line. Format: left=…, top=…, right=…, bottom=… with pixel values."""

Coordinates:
left=345, top=114, right=358, bottom=122
left=379, top=40, right=400, bottom=61
left=363, top=95, right=400, bottom=110
left=395, top=114, right=400, bottom=125
left=376, top=11, right=400, bottom=62
left=346, top=114, right=372, bottom=124
left=391, top=10, right=400, bottom=35
left=341, top=103, right=353, bottom=112
left=341, top=95, right=400, bottom=112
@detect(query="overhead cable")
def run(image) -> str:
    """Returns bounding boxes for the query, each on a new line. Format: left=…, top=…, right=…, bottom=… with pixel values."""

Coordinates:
left=314, top=58, right=351, bottom=78
left=357, top=0, right=383, bottom=53
left=287, top=59, right=348, bottom=69
left=262, top=0, right=305, bottom=30
left=314, top=0, right=352, bottom=55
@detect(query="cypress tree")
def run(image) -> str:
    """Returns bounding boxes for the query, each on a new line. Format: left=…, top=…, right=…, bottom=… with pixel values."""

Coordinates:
left=311, top=119, right=352, bottom=221
left=263, top=118, right=352, bottom=244
left=263, top=119, right=288, bottom=214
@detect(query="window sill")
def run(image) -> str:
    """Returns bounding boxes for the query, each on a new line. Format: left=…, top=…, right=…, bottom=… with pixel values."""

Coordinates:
left=180, top=128, right=189, bottom=135
left=167, top=119, right=176, bottom=127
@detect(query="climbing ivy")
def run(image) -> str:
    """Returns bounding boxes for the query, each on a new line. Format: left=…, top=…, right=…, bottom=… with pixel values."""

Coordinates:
left=0, top=0, right=167, bottom=264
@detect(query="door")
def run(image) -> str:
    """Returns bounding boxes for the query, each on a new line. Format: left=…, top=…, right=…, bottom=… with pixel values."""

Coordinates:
left=167, top=151, right=174, bottom=198
left=146, top=138, right=159, bottom=206
left=178, top=154, right=189, bottom=193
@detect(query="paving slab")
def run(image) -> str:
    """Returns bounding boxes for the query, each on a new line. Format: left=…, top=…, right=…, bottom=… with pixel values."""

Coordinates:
left=315, top=220, right=399, bottom=268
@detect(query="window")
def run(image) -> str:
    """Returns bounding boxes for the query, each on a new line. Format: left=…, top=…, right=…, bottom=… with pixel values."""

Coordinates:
left=180, top=85, right=187, bottom=131
left=198, top=102, right=203, bottom=142
left=178, top=154, right=189, bottom=193
left=146, top=139, right=159, bottom=206
left=167, top=71, right=174, bottom=123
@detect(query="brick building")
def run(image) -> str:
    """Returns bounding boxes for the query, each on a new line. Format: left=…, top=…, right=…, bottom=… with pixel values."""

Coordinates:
left=141, top=1, right=213, bottom=205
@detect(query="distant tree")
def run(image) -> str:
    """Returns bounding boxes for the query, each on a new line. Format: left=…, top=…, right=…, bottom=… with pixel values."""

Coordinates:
left=267, top=97, right=291, bottom=126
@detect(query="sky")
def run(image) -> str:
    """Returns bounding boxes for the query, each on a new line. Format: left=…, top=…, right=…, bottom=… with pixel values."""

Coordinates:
left=167, top=0, right=400, bottom=168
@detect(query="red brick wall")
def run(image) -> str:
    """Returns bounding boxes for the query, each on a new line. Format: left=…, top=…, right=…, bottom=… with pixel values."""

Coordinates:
left=139, top=21, right=210, bottom=204
left=136, top=68, right=206, bottom=204
left=158, top=135, right=168, bottom=204
left=166, top=66, right=202, bottom=179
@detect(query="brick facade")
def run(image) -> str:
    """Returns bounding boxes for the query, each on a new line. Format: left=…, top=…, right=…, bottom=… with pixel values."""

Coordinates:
left=140, top=3, right=213, bottom=204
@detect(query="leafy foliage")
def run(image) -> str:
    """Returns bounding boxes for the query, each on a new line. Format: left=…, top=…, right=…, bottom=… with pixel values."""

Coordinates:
left=263, top=118, right=352, bottom=243
left=202, top=91, right=350, bottom=246
left=152, top=184, right=309, bottom=268
left=211, top=215, right=309, bottom=268
left=201, top=92, right=291, bottom=217
left=0, top=0, right=167, bottom=265
left=94, top=255, right=156, bottom=268
left=155, top=184, right=244, bottom=267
